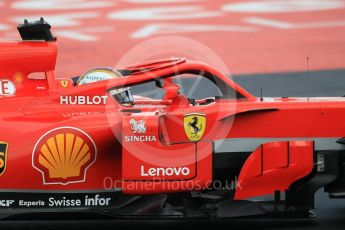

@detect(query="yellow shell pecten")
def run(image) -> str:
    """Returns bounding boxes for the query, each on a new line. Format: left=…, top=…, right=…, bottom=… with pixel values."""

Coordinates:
left=38, top=133, right=91, bottom=179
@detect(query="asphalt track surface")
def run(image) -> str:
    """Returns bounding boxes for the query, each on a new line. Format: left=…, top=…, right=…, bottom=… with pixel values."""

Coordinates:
left=1, top=0, right=345, bottom=76
left=1, top=0, right=345, bottom=229
left=1, top=69, right=345, bottom=229
left=233, top=68, right=345, bottom=97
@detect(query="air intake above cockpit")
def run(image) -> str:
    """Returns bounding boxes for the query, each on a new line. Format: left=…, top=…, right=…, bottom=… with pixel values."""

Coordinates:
left=17, top=17, right=56, bottom=42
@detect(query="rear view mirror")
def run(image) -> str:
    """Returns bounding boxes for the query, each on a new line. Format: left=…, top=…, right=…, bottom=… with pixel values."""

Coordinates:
left=155, top=79, right=164, bottom=88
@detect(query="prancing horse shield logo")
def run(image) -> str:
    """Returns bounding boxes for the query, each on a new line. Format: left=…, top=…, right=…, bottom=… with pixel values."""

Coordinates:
left=184, top=113, right=206, bottom=142
left=60, top=80, right=69, bottom=88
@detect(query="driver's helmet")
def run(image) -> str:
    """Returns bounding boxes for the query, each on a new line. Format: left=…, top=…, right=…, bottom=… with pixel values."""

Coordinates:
left=77, top=67, right=134, bottom=105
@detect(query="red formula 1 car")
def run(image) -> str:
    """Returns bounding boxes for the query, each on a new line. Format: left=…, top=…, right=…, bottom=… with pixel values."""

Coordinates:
left=0, top=19, right=344, bottom=219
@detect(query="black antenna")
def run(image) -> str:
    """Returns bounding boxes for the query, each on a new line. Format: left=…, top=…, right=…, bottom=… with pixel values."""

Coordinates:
left=260, top=88, right=263, bottom=101
left=307, top=56, right=310, bottom=78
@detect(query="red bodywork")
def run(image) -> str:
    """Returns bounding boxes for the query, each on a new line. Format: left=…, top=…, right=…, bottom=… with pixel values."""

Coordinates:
left=1, top=40, right=344, bottom=202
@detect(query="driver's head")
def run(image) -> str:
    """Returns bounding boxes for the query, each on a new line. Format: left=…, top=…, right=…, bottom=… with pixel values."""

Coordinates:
left=77, top=67, right=134, bottom=106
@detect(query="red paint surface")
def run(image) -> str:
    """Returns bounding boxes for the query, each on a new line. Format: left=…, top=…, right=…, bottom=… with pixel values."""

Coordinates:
left=1, top=48, right=345, bottom=193
left=0, top=0, right=344, bottom=77
left=235, top=141, right=314, bottom=200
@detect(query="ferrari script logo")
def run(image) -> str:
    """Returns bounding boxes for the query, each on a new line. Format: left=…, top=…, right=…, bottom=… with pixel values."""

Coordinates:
left=33, top=127, right=97, bottom=185
left=184, top=113, right=206, bottom=142
left=0, top=142, right=8, bottom=176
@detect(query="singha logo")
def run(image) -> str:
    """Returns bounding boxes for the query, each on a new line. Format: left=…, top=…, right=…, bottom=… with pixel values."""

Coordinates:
left=129, top=119, right=146, bottom=133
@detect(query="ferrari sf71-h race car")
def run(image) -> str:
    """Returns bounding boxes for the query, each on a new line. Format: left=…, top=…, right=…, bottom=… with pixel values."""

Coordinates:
left=0, top=19, right=345, bottom=220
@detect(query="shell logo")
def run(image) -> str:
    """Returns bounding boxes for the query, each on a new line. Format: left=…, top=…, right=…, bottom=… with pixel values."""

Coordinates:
left=13, top=72, right=24, bottom=84
left=33, top=127, right=97, bottom=185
